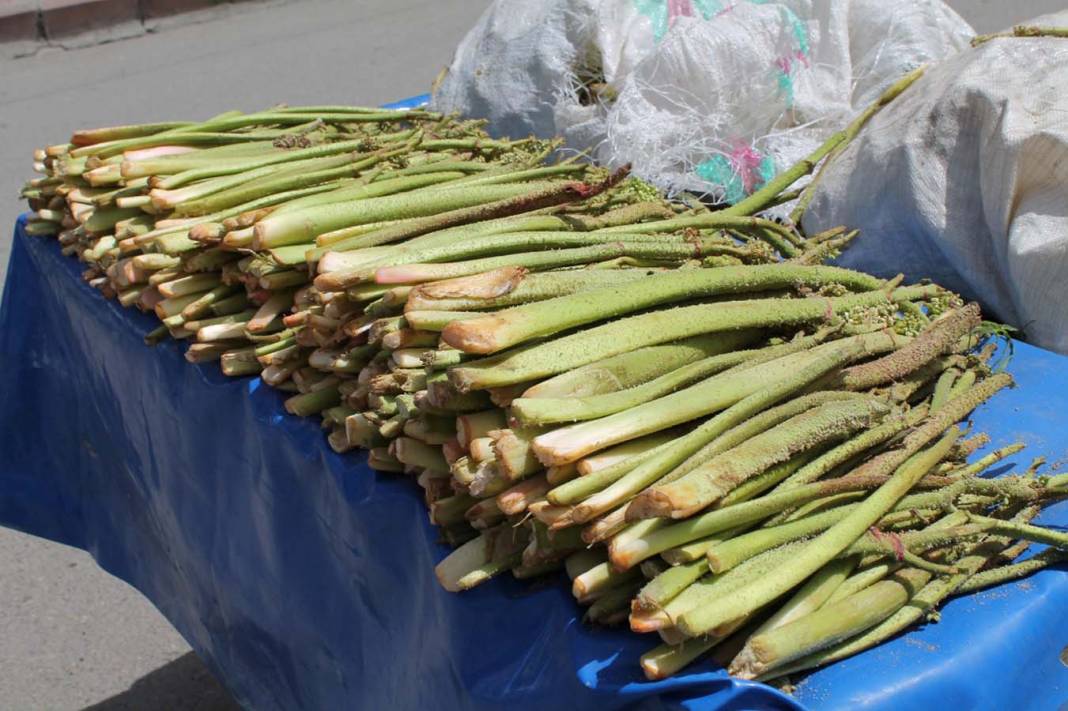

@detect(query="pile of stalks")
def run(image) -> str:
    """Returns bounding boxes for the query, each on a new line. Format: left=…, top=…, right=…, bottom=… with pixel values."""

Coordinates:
left=19, top=71, right=1068, bottom=687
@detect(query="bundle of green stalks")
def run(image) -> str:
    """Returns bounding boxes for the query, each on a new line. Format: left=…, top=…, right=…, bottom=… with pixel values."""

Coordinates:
left=20, top=98, right=838, bottom=407
left=21, top=103, right=692, bottom=380
left=20, top=72, right=1065, bottom=687
left=421, top=288, right=1068, bottom=683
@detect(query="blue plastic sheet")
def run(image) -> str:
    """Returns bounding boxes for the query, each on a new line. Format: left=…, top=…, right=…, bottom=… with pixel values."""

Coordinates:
left=3, top=208, right=1068, bottom=709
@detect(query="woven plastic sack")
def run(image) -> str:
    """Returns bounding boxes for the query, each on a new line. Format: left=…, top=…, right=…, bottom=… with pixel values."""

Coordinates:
left=432, top=0, right=972, bottom=203
left=802, top=12, right=1068, bottom=355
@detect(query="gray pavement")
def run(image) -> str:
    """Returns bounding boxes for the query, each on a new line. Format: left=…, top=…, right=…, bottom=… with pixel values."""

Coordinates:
left=0, top=0, right=1060, bottom=709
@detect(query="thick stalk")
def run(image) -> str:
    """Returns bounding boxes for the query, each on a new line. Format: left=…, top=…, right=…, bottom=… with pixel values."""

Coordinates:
left=767, top=407, right=927, bottom=497
left=534, top=332, right=900, bottom=467
left=369, top=239, right=725, bottom=287
left=448, top=285, right=938, bottom=390
left=571, top=379, right=886, bottom=524
left=731, top=569, right=930, bottom=679
left=760, top=533, right=1026, bottom=678
left=266, top=182, right=558, bottom=251
left=679, top=373, right=1017, bottom=635
left=305, top=169, right=628, bottom=259
left=405, top=266, right=658, bottom=313
left=610, top=474, right=952, bottom=571
left=523, top=334, right=743, bottom=399
left=511, top=332, right=825, bottom=426
left=323, top=231, right=690, bottom=279
left=442, top=265, right=883, bottom=354
left=753, top=556, right=859, bottom=634
left=837, top=304, right=981, bottom=390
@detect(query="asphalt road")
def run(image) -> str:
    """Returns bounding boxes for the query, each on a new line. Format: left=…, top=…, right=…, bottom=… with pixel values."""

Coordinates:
left=0, top=0, right=1060, bottom=709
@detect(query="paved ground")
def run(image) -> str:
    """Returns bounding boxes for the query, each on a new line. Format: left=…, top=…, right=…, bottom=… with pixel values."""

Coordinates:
left=0, top=0, right=1059, bottom=709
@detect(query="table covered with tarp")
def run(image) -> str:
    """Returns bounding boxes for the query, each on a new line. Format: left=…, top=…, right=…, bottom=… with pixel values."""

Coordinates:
left=3, top=166, right=1068, bottom=709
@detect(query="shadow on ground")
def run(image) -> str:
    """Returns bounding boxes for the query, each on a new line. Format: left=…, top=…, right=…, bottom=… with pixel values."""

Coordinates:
left=82, top=652, right=241, bottom=711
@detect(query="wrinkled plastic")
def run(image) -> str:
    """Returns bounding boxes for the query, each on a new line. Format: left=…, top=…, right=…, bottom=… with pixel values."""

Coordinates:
left=803, top=10, right=1068, bottom=355
left=432, top=0, right=972, bottom=203
left=2, top=214, right=1067, bottom=710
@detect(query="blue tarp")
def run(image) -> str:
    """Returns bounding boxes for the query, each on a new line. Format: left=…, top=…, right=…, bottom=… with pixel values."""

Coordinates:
left=3, top=196, right=1068, bottom=709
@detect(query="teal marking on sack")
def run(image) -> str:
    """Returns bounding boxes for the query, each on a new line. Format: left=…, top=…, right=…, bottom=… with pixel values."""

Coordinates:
left=695, top=150, right=777, bottom=204
left=633, top=0, right=724, bottom=43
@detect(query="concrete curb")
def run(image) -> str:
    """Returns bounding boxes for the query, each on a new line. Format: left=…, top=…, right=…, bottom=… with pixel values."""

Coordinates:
left=0, top=0, right=255, bottom=56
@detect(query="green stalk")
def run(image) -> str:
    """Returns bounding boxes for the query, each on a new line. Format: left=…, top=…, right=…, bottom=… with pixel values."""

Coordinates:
left=548, top=439, right=679, bottom=507
left=157, top=135, right=411, bottom=188
left=573, top=395, right=884, bottom=527
left=672, top=378, right=1002, bottom=637
left=633, top=560, right=708, bottom=613
left=443, top=264, right=883, bottom=355
left=261, top=169, right=463, bottom=221
left=523, top=334, right=741, bottom=399
left=954, top=548, right=1068, bottom=594
left=180, top=284, right=240, bottom=320
left=577, top=431, right=680, bottom=475
left=434, top=535, right=520, bottom=592
left=284, top=387, right=341, bottom=417
left=536, top=332, right=898, bottom=468
left=448, top=285, right=939, bottom=390
left=758, top=508, right=1048, bottom=678
left=175, top=150, right=424, bottom=218
left=84, top=206, right=143, bottom=234
left=666, top=391, right=863, bottom=487
left=767, top=407, right=927, bottom=497
left=837, top=304, right=981, bottom=390
left=972, top=24, right=1068, bottom=45
left=825, top=561, right=898, bottom=604
left=946, top=443, right=1026, bottom=480
left=72, top=131, right=289, bottom=159
left=596, top=213, right=797, bottom=242
left=321, top=231, right=689, bottom=279
left=610, top=473, right=940, bottom=570
left=404, top=310, right=481, bottom=331
left=305, top=189, right=580, bottom=259
left=584, top=579, right=646, bottom=624
left=931, top=367, right=960, bottom=409
left=404, top=267, right=657, bottom=312
left=72, top=121, right=195, bottom=146
left=269, top=182, right=560, bottom=251
left=731, top=569, right=930, bottom=679
left=74, top=111, right=428, bottom=158
left=571, top=560, right=642, bottom=603
left=637, top=541, right=807, bottom=632
left=511, top=332, right=824, bottom=426
left=676, top=435, right=962, bottom=634
left=708, top=505, right=870, bottom=574
left=366, top=239, right=720, bottom=288
left=550, top=391, right=857, bottom=509
left=640, top=636, right=723, bottom=680
left=753, top=556, right=859, bottom=634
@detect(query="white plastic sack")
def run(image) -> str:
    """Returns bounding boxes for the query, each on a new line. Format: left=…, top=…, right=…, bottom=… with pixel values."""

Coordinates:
left=803, top=12, right=1068, bottom=354
left=432, top=0, right=972, bottom=204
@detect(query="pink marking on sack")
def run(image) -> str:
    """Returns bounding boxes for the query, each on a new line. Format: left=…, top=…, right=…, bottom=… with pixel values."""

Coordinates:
left=776, top=51, right=810, bottom=78
left=668, top=0, right=694, bottom=22
left=727, top=141, right=766, bottom=194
